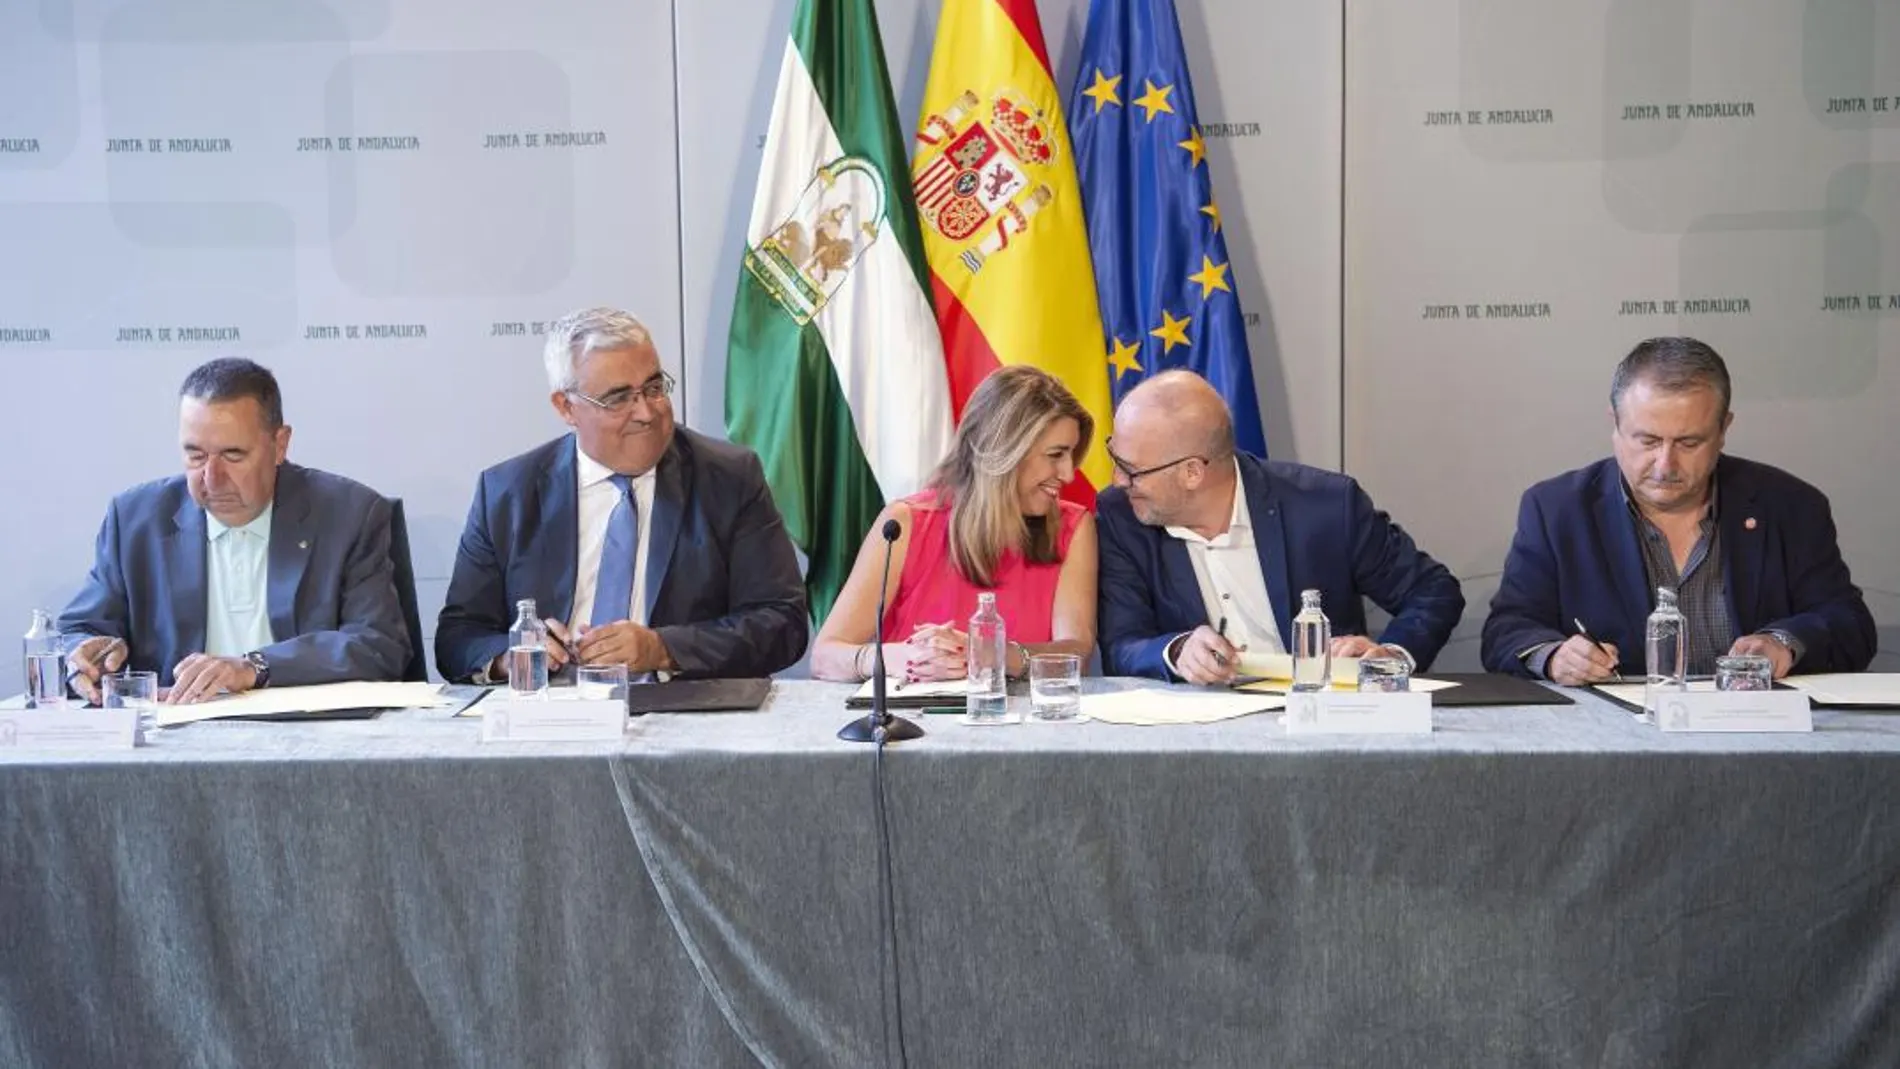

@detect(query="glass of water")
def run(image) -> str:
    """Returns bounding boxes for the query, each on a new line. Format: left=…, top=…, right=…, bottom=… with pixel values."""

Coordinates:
left=575, top=663, right=629, bottom=702
left=1357, top=656, right=1411, bottom=692
left=1714, top=654, right=1773, bottom=691
left=1027, top=653, right=1082, bottom=722
left=103, top=670, right=159, bottom=741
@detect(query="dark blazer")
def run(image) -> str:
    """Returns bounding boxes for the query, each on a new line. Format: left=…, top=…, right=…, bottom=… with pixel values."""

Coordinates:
left=1481, top=456, right=1876, bottom=676
left=434, top=428, right=809, bottom=682
left=1098, top=455, right=1465, bottom=679
left=57, top=463, right=410, bottom=687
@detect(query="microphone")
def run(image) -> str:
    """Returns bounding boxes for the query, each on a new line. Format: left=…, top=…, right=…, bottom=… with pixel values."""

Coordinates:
left=839, top=518, right=924, bottom=743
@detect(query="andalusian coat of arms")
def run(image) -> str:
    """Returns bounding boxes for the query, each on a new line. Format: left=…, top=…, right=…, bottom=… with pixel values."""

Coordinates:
left=913, top=89, right=1058, bottom=275
left=745, top=157, right=888, bottom=325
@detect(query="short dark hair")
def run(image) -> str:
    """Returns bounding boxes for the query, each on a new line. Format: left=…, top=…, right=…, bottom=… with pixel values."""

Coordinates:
left=179, top=358, right=284, bottom=429
left=1610, top=336, right=1731, bottom=420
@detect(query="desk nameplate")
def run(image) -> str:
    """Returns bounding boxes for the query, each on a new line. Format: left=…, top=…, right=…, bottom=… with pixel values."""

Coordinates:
left=1284, top=691, right=1432, bottom=735
left=479, top=698, right=626, bottom=742
left=1655, top=691, right=1812, bottom=733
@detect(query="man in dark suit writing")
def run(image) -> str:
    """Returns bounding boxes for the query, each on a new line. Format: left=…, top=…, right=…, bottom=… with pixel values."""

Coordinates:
left=1097, top=370, right=1464, bottom=683
left=435, top=306, right=807, bottom=683
left=1482, top=336, right=1875, bottom=682
left=60, top=358, right=410, bottom=704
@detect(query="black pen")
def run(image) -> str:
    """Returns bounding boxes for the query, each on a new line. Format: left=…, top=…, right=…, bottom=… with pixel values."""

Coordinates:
left=1212, top=616, right=1230, bottom=667
left=1573, top=618, right=1625, bottom=683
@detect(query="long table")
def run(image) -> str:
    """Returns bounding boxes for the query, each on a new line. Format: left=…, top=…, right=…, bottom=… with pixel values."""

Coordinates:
left=4, top=681, right=1899, bottom=1067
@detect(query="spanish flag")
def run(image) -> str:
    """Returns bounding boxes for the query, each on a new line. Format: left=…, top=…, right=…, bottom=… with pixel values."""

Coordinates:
left=912, top=0, right=1113, bottom=500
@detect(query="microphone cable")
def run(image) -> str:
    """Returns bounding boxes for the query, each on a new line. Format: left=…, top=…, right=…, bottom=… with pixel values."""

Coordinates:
left=870, top=729, right=913, bottom=1068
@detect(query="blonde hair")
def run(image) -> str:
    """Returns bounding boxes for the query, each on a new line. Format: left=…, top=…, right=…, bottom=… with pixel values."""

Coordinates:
left=928, top=365, right=1094, bottom=587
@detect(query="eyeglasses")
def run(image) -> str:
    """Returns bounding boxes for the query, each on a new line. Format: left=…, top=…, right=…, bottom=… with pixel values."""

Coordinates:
left=1104, top=437, right=1206, bottom=485
left=567, top=371, right=676, bottom=414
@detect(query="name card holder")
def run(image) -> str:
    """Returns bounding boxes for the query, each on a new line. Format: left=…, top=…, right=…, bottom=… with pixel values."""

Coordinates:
left=479, top=698, right=627, bottom=742
left=0, top=709, right=138, bottom=751
left=1654, top=691, right=1812, bottom=733
left=1284, top=691, right=1432, bottom=736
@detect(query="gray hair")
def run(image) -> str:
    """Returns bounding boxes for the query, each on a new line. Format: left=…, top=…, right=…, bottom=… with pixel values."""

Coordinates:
left=542, top=307, right=654, bottom=393
left=180, top=357, right=284, bottom=429
left=1610, top=336, right=1731, bottom=420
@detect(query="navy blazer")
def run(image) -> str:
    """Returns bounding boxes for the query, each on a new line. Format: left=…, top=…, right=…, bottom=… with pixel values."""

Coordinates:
left=1098, top=455, right=1465, bottom=678
left=57, top=463, right=410, bottom=688
left=1481, top=456, right=1876, bottom=677
left=434, top=428, right=809, bottom=682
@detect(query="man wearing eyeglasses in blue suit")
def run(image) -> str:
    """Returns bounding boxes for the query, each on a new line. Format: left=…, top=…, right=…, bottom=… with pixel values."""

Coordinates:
left=1096, top=371, right=1464, bottom=683
left=436, top=307, right=808, bottom=684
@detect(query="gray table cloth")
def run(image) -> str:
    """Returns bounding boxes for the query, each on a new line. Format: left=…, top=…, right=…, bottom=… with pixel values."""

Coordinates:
left=3, top=680, right=1898, bottom=1068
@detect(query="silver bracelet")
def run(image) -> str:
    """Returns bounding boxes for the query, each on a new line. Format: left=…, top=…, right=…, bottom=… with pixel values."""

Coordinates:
left=854, top=642, right=873, bottom=682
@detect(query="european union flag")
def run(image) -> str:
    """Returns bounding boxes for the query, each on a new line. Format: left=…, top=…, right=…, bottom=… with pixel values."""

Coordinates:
left=1067, top=0, right=1268, bottom=457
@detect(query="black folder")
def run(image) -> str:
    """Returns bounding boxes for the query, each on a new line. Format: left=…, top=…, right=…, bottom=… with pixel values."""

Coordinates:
left=625, top=678, right=772, bottom=714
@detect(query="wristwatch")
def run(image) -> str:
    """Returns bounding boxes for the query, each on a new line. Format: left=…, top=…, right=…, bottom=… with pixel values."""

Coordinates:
left=243, top=649, right=271, bottom=689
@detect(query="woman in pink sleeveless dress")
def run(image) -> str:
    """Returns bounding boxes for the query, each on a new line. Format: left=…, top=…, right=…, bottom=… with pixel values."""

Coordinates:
left=812, top=366, right=1099, bottom=683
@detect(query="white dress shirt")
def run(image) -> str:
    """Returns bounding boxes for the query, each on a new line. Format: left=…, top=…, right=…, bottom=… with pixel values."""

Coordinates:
left=204, top=504, right=275, bottom=658
left=569, top=446, right=658, bottom=631
left=1166, top=460, right=1285, bottom=659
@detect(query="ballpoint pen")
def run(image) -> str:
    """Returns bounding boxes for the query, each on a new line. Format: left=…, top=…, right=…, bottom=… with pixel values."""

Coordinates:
left=1573, top=618, right=1627, bottom=683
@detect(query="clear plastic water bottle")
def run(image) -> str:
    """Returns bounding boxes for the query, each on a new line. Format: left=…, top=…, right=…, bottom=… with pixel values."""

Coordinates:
left=1290, top=589, right=1332, bottom=692
left=23, top=609, right=66, bottom=709
left=507, top=599, right=549, bottom=699
left=965, top=592, right=1012, bottom=723
left=1644, top=586, right=1687, bottom=718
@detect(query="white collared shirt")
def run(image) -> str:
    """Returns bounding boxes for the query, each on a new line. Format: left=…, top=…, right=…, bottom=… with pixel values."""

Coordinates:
left=204, top=504, right=275, bottom=658
left=1165, top=459, right=1286, bottom=656
left=569, top=445, right=658, bottom=630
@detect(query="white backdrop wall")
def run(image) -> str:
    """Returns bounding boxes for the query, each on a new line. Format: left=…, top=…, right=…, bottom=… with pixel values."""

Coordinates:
left=1346, top=0, right=1900, bottom=670
left=1, top=0, right=1891, bottom=690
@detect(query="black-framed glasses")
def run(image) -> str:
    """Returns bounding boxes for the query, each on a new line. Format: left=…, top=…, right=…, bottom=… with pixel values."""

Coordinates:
left=1104, top=437, right=1206, bottom=484
left=567, top=371, right=676, bottom=414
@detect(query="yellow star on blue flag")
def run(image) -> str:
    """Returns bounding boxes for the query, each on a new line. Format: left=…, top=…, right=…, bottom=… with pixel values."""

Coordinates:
left=1065, top=0, right=1268, bottom=457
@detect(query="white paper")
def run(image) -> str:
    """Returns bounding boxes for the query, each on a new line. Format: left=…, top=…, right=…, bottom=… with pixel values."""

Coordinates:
left=1080, top=687, right=1283, bottom=726
left=1283, top=691, right=1433, bottom=735
left=154, top=681, right=457, bottom=726
left=0, top=709, right=138, bottom=750
left=851, top=676, right=969, bottom=701
left=479, top=697, right=626, bottom=742
left=1592, top=680, right=1718, bottom=709
left=1781, top=673, right=1900, bottom=707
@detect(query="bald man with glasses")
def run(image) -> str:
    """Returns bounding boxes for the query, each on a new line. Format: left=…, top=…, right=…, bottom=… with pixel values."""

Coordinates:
left=435, top=307, right=807, bottom=683
left=1096, top=371, right=1464, bottom=683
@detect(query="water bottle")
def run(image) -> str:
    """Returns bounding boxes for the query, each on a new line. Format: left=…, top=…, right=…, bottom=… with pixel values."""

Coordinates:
left=23, top=610, right=66, bottom=709
left=1290, top=589, right=1332, bottom=692
left=507, top=599, right=550, bottom=699
left=1644, top=586, right=1687, bottom=718
left=965, top=593, right=1012, bottom=722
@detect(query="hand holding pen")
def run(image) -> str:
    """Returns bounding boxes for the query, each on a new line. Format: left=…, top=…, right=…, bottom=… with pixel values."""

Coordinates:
left=1172, top=618, right=1240, bottom=686
left=1546, top=618, right=1623, bottom=686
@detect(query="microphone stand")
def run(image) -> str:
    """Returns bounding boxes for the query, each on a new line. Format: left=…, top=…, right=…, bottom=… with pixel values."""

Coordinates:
left=840, top=519, right=924, bottom=743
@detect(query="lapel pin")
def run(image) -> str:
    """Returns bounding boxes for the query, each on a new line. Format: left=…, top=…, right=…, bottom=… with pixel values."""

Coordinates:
left=1743, top=518, right=1757, bottom=531
left=298, top=540, right=309, bottom=549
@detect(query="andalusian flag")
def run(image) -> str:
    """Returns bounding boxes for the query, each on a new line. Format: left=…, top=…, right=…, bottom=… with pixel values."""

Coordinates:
left=726, top=0, right=953, bottom=623
left=912, top=0, right=1114, bottom=500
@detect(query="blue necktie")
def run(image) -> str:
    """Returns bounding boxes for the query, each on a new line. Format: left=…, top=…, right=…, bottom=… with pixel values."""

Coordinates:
left=591, top=474, right=637, bottom=627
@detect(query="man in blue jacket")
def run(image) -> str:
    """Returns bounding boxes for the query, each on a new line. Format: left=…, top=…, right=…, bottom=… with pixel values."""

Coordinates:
left=1482, top=336, right=1875, bottom=683
left=435, top=307, right=807, bottom=683
left=60, top=358, right=410, bottom=704
left=1098, top=371, right=1464, bottom=683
